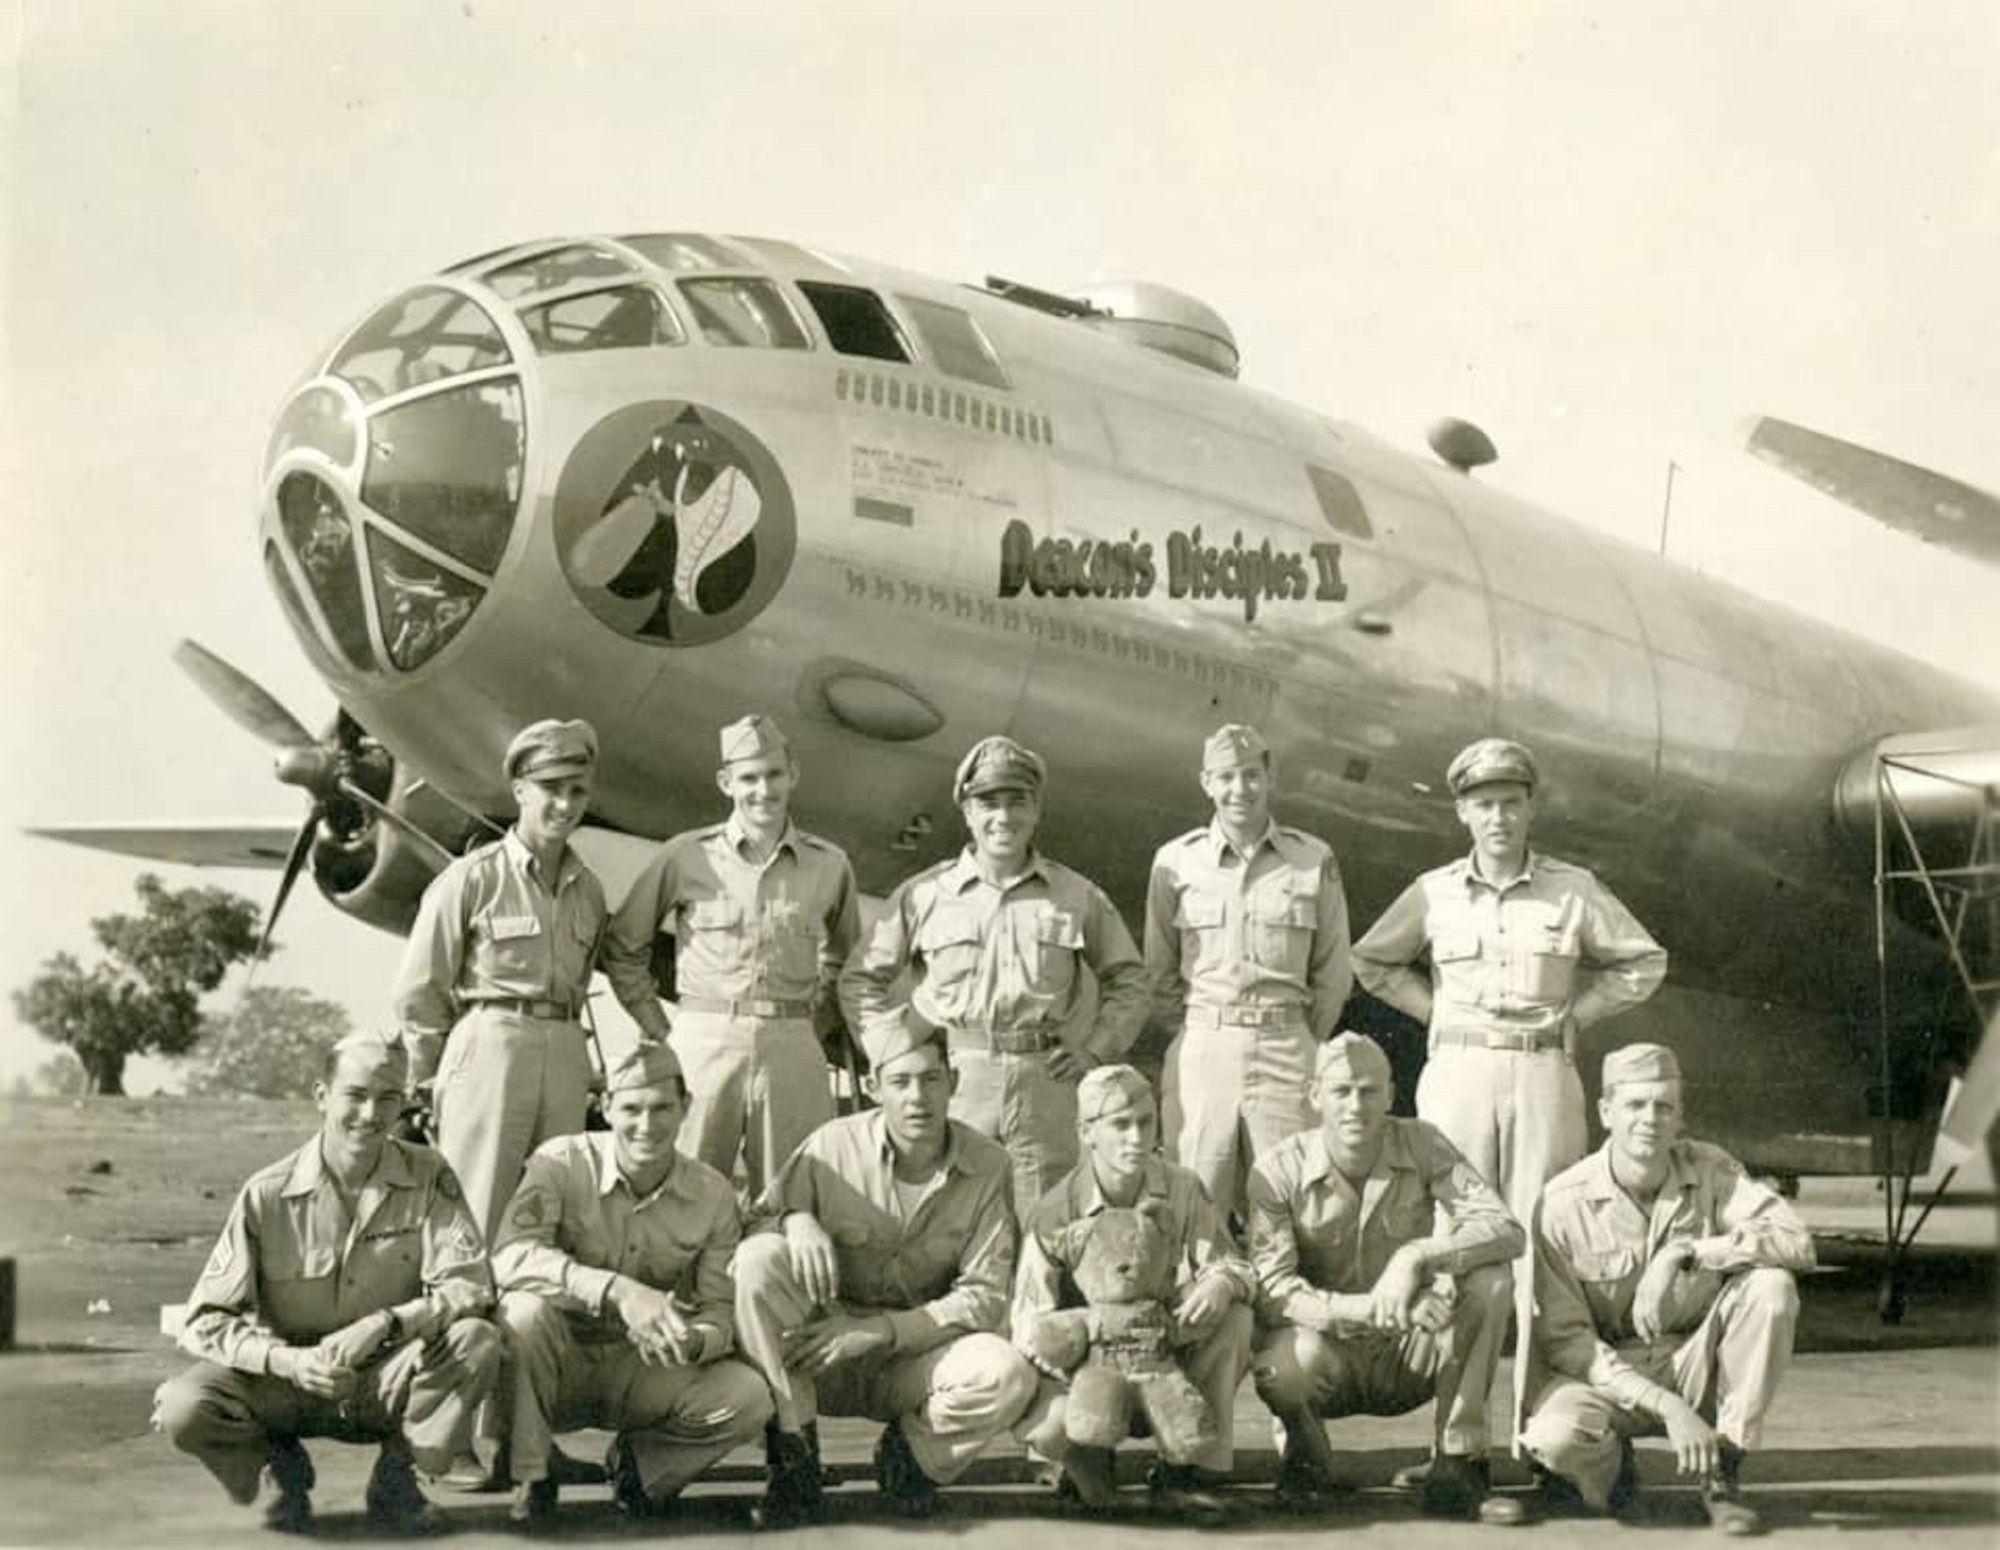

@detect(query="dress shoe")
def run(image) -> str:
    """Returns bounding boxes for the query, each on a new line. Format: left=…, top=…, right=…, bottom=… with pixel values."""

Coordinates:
left=365, top=1444, right=443, bottom=1534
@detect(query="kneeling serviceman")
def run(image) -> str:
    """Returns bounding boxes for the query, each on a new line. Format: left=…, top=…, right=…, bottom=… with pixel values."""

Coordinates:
left=1522, top=1043, right=1813, bottom=1534
left=492, top=1043, right=772, bottom=1529
left=1247, top=1032, right=1524, bottom=1522
left=154, top=1034, right=499, bottom=1534
left=1014, top=1063, right=1257, bottom=1512
left=734, top=1007, right=1038, bottom=1525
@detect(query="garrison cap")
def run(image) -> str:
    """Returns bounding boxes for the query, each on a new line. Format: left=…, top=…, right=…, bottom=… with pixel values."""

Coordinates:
left=1202, top=723, right=1271, bottom=773
left=1077, top=1064, right=1154, bottom=1122
left=604, top=1042, right=686, bottom=1096
left=505, top=718, right=599, bottom=781
left=864, top=1005, right=950, bottom=1075
left=953, top=735, right=1047, bottom=802
left=1314, top=1031, right=1393, bottom=1085
left=1602, top=1042, right=1682, bottom=1089
left=719, top=714, right=790, bottom=765
left=1447, top=737, right=1539, bottom=796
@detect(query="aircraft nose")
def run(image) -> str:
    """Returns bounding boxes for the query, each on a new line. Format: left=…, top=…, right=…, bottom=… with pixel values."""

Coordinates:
left=260, top=284, right=524, bottom=678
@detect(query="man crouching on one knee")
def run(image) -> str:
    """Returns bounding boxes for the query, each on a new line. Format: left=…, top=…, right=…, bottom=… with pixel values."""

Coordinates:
left=152, top=1034, right=499, bottom=1535
left=1522, top=1043, right=1813, bottom=1535
left=732, top=1007, right=1038, bottom=1527
left=490, top=1044, right=772, bottom=1531
left=1247, top=1032, right=1526, bottom=1523
left=1012, top=1063, right=1257, bottom=1513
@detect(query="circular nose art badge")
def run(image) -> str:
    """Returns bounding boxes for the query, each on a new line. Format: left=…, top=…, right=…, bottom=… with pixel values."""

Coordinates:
left=554, top=401, right=796, bottom=645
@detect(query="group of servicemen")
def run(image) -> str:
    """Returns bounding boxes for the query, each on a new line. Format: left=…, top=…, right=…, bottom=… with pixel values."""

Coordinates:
left=152, top=711, right=1816, bottom=1536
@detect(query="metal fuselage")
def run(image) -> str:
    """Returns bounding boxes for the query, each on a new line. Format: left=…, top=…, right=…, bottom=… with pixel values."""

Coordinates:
left=259, top=234, right=1998, bottom=1176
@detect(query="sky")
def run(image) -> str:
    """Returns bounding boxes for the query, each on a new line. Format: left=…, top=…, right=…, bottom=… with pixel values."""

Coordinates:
left=2, top=1, right=1996, bottom=1091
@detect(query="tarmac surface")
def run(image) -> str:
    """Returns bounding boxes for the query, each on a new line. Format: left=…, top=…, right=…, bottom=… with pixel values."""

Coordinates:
left=2, top=1096, right=1994, bottom=1550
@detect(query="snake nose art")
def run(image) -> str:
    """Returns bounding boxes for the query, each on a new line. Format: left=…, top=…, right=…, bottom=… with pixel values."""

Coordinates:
left=553, top=399, right=797, bottom=648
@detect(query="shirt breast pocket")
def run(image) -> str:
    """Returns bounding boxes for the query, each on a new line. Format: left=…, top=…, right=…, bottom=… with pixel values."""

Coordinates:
left=1028, top=907, right=1084, bottom=995
left=1570, top=1246, right=1640, bottom=1286
left=685, top=899, right=750, bottom=972
left=474, top=910, right=543, bottom=980
left=1512, top=922, right=1581, bottom=1004
left=1251, top=878, right=1318, bottom=974
left=916, top=906, right=985, bottom=984
left=262, top=1244, right=338, bottom=1298
left=763, top=899, right=825, bottom=983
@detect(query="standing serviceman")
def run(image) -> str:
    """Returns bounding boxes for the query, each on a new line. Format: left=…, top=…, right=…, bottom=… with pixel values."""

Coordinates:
left=153, top=1035, right=500, bottom=1534
left=1144, top=724, right=1352, bottom=1218
left=602, top=715, right=860, bottom=1199
left=394, top=718, right=609, bottom=1247
left=841, top=735, right=1150, bottom=1217
left=1351, top=737, right=1667, bottom=1233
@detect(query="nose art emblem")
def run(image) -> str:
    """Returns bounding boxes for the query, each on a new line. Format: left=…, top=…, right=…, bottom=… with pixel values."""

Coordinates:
left=554, top=400, right=797, bottom=646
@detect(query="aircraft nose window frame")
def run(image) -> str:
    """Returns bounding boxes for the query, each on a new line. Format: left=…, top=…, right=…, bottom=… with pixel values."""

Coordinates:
left=480, top=241, right=636, bottom=301
left=518, top=284, right=687, bottom=355
left=796, top=280, right=913, bottom=364
left=676, top=275, right=811, bottom=350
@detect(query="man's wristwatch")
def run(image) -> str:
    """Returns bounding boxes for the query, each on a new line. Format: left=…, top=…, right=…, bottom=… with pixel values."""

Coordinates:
left=382, top=1309, right=404, bottom=1345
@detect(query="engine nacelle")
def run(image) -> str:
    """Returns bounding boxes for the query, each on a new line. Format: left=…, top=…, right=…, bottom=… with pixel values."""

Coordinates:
left=311, top=761, right=490, bottom=935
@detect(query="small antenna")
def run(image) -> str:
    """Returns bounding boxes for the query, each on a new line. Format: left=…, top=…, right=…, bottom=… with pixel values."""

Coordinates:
left=1657, top=459, right=1680, bottom=557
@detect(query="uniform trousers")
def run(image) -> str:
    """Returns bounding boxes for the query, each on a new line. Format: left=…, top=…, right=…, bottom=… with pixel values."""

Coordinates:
left=1418, top=1042, right=1588, bottom=1432
left=670, top=1010, right=833, bottom=1199
left=1253, top=1263, right=1514, bottom=1462
left=434, top=1006, right=593, bottom=1243
left=1161, top=1017, right=1317, bottom=1218
left=151, top=1320, right=500, bottom=1503
left=498, top=1292, right=771, bottom=1497
left=1521, top=1268, right=1800, bottom=1508
left=949, top=1046, right=1079, bottom=1219
left=1016, top=1301, right=1254, bottom=1475
left=733, top=1235, right=1037, bottom=1484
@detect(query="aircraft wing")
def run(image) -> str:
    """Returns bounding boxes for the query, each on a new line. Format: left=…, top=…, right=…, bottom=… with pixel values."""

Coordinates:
left=22, top=821, right=301, bottom=869
left=1743, top=416, right=2000, bottom=566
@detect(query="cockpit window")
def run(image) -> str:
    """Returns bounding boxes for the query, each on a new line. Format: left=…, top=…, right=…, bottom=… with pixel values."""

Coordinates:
left=677, top=277, right=810, bottom=349
left=895, top=295, right=1011, bottom=389
left=619, top=233, right=755, bottom=271
left=481, top=244, right=635, bottom=301
left=276, top=472, right=375, bottom=669
left=520, top=285, right=685, bottom=355
left=329, top=286, right=511, bottom=404
left=798, top=282, right=911, bottom=363
left=361, top=382, right=524, bottom=573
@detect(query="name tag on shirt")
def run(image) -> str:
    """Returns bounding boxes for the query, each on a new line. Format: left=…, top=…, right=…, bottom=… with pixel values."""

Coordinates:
left=490, top=915, right=541, bottom=941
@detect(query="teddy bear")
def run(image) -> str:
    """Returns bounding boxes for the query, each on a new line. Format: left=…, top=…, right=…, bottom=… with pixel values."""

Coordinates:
left=1017, top=1199, right=1217, bottom=1505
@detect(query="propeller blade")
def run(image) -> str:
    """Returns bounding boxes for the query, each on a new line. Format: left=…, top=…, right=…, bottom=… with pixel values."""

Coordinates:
left=336, top=777, right=459, bottom=866
left=173, top=640, right=315, bottom=751
left=256, top=813, right=319, bottom=960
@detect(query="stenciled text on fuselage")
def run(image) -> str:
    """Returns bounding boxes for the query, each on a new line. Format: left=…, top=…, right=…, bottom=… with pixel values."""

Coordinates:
left=996, top=518, right=1347, bottom=623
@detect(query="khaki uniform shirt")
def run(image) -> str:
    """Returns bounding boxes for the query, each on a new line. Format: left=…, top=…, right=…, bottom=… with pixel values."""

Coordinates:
left=602, top=819, right=860, bottom=1012
left=1013, top=1156, right=1255, bottom=1333
left=1246, top=1118, right=1523, bottom=1327
left=393, top=830, right=608, bottom=1082
left=1352, top=852, right=1667, bottom=1050
left=1533, top=1139, right=1815, bottom=1412
left=840, top=850, right=1149, bottom=1061
left=179, top=1137, right=492, bottom=1375
left=752, top=1111, right=1016, bottom=1351
left=491, top=1133, right=741, bottom=1360
left=1144, top=820, right=1353, bottom=1037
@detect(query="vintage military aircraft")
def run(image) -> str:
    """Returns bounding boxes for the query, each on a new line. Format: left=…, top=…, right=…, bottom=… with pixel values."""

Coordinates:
left=30, top=233, right=2000, bottom=1238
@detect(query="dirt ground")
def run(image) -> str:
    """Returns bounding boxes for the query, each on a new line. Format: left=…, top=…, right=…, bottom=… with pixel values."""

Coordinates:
left=1, top=1095, right=1993, bottom=1550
